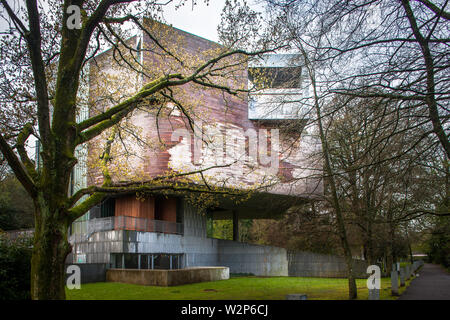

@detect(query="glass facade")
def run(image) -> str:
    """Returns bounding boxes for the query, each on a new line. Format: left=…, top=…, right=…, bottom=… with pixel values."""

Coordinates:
left=110, top=253, right=183, bottom=270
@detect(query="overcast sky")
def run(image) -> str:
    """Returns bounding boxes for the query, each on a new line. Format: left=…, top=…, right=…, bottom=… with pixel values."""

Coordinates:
left=162, top=0, right=227, bottom=42
left=0, top=0, right=228, bottom=41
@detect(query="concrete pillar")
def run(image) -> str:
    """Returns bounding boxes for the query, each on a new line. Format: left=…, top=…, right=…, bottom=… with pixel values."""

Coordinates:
left=232, top=210, right=239, bottom=242
left=286, top=294, right=307, bottom=300
left=368, top=289, right=380, bottom=300
left=391, top=270, right=399, bottom=296
left=399, top=267, right=405, bottom=287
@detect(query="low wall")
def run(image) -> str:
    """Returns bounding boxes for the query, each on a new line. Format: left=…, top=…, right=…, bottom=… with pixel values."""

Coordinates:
left=106, top=267, right=229, bottom=286
left=288, top=252, right=369, bottom=278
left=217, top=239, right=288, bottom=276
left=71, top=229, right=369, bottom=279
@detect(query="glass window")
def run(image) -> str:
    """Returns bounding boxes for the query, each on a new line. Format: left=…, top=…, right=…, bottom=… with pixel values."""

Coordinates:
left=154, top=254, right=170, bottom=269
left=248, top=67, right=302, bottom=89
left=101, top=198, right=115, bottom=218
left=140, top=254, right=148, bottom=269
left=124, top=253, right=138, bottom=269
left=111, top=253, right=183, bottom=269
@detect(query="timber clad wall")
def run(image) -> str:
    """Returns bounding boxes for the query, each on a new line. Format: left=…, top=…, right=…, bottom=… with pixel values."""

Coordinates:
left=86, top=20, right=323, bottom=198
left=156, top=197, right=177, bottom=222
left=115, top=196, right=155, bottom=219
left=113, top=195, right=178, bottom=231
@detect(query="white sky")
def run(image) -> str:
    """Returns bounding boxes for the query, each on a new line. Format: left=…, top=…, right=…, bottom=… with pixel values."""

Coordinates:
left=161, top=0, right=227, bottom=42
left=0, top=0, right=228, bottom=41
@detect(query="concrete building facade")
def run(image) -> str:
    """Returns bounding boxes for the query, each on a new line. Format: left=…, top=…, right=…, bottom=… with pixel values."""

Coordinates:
left=65, top=20, right=367, bottom=282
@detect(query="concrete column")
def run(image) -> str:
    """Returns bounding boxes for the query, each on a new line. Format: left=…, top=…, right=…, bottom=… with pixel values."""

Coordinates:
left=232, top=210, right=239, bottom=242
left=286, top=294, right=307, bottom=300
left=368, top=289, right=380, bottom=300
left=391, top=270, right=399, bottom=296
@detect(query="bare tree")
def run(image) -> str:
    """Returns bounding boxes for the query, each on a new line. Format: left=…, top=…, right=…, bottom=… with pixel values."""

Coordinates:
left=0, top=0, right=277, bottom=299
left=264, top=0, right=449, bottom=159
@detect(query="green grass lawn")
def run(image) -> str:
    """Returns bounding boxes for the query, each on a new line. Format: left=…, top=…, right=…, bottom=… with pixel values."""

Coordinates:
left=66, top=276, right=414, bottom=300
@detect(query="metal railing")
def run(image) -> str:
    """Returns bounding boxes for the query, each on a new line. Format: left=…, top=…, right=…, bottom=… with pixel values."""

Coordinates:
left=70, top=216, right=183, bottom=242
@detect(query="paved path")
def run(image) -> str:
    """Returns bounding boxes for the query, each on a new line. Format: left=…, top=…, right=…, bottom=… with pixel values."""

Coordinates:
left=399, top=263, right=450, bottom=300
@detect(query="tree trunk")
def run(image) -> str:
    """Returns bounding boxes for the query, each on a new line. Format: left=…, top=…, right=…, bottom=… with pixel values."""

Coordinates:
left=303, top=52, right=358, bottom=299
left=365, top=219, right=375, bottom=265
left=31, top=195, right=72, bottom=300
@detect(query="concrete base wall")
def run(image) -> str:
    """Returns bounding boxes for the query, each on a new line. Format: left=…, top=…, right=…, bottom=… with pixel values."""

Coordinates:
left=106, top=267, right=229, bottom=286
left=288, top=252, right=368, bottom=278
left=70, top=201, right=368, bottom=280
left=217, top=239, right=289, bottom=276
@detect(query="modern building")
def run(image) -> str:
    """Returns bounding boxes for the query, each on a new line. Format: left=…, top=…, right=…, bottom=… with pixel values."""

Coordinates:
left=64, top=19, right=343, bottom=281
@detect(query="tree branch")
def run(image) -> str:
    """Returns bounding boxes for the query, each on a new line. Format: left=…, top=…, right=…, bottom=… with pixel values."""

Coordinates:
left=0, top=131, right=36, bottom=197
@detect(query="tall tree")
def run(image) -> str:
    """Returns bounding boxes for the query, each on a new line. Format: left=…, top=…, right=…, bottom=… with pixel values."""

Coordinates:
left=264, top=0, right=449, bottom=158
left=0, top=0, right=274, bottom=299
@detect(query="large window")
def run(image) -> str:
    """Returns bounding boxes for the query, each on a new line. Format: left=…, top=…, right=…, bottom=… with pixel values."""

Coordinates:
left=111, top=253, right=183, bottom=270
left=89, top=197, right=115, bottom=219
left=248, top=67, right=302, bottom=89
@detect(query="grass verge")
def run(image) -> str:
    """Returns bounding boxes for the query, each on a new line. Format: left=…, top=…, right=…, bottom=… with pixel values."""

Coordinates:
left=66, top=275, right=415, bottom=300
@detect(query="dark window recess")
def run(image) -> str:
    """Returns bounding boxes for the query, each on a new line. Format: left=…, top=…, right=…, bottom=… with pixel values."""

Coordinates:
left=140, top=255, right=148, bottom=269
left=89, top=198, right=115, bottom=219
left=176, top=198, right=183, bottom=224
left=110, top=253, right=183, bottom=269
left=154, top=197, right=163, bottom=220
left=124, top=253, right=139, bottom=269
left=154, top=254, right=170, bottom=269
left=248, top=67, right=302, bottom=89
left=89, top=204, right=101, bottom=219
left=101, top=198, right=115, bottom=218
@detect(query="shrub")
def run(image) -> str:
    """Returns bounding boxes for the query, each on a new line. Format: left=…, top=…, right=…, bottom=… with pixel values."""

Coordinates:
left=0, top=232, right=33, bottom=300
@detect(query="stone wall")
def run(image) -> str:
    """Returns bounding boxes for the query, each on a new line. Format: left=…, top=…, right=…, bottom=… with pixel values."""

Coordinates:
left=106, top=267, right=229, bottom=286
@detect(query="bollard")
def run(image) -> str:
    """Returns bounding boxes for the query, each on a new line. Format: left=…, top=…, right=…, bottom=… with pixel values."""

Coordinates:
left=286, top=294, right=307, bottom=300
left=391, top=270, right=399, bottom=296
left=399, top=268, right=405, bottom=287
left=368, top=289, right=380, bottom=300
left=406, top=265, right=410, bottom=280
